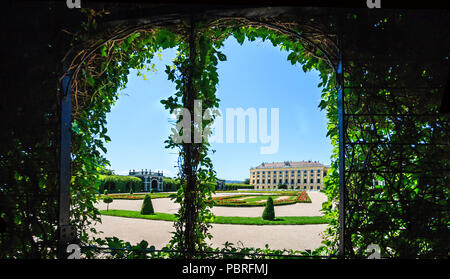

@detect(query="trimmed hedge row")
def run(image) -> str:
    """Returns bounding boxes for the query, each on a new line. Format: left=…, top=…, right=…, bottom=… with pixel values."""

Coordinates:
left=163, top=178, right=180, bottom=192
left=222, top=183, right=254, bottom=191
left=98, top=175, right=142, bottom=194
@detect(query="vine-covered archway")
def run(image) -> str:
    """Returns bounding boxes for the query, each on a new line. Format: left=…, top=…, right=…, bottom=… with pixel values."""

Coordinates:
left=63, top=11, right=339, bottom=259
left=2, top=4, right=447, bottom=259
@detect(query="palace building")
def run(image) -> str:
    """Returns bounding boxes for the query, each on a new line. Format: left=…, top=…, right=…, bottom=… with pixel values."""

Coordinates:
left=249, top=161, right=329, bottom=191
left=129, top=169, right=164, bottom=192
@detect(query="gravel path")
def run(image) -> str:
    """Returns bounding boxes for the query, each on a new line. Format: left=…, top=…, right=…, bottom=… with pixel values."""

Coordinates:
left=92, top=215, right=327, bottom=251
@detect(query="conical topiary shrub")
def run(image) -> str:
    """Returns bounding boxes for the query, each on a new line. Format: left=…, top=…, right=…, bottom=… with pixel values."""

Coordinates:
left=262, top=196, right=275, bottom=220
left=140, top=194, right=155, bottom=215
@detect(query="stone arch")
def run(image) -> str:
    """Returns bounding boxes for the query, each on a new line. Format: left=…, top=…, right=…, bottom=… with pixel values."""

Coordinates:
left=151, top=179, right=158, bottom=190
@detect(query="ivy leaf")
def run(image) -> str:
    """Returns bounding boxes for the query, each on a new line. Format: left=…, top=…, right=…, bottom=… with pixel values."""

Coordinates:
left=287, top=52, right=297, bottom=65
left=217, top=52, right=227, bottom=62
left=100, top=45, right=107, bottom=57
left=234, top=31, right=245, bottom=45
left=86, top=76, right=95, bottom=86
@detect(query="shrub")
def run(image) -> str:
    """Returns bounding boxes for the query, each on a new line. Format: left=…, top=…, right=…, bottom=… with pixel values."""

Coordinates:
left=130, top=188, right=133, bottom=195
left=278, top=184, right=287, bottom=190
left=262, top=197, right=275, bottom=220
left=104, top=189, right=108, bottom=195
left=103, top=197, right=113, bottom=211
left=140, top=195, right=155, bottom=215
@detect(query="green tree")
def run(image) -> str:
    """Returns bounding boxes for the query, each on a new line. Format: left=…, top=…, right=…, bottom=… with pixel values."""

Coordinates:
left=244, top=178, right=250, bottom=184
left=262, top=197, right=275, bottom=220
left=140, top=195, right=155, bottom=215
left=103, top=197, right=113, bottom=211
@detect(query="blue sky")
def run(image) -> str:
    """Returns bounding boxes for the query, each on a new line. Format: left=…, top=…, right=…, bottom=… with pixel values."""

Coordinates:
left=102, top=37, right=332, bottom=180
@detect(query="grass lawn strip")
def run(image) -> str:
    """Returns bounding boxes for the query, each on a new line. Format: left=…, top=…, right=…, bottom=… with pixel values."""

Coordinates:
left=100, top=209, right=329, bottom=225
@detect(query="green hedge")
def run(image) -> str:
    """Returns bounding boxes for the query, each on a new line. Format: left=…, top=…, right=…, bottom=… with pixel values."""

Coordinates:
left=161, top=178, right=216, bottom=192
left=223, top=183, right=254, bottom=191
left=162, top=178, right=180, bottom=192
left=98, top=175, right=142, bottom=194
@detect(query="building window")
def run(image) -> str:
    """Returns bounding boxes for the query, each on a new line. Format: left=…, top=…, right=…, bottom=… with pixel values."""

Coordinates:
left=285, top=179, right=288, bottom=184
left=297, top=179, right=300, bottom=183
left=304, top=179, right=307, bottom=183
left=310, top=186, right=314, bottom=190
left=262, top=180, right=265, bottom=184
left=252, top=180, right=255, bottom=184
left=304, top=186, right=307, bottom=189
left=262, top=171, right=265, bottom=174
left=310, top=179, right=313, bottom=183
left=311, top=170, right=314, bottom=173
left=317, top=179, right=321, bottom=184
left=291, top=179, right=294, bottom=184
left=257, top=171, right=260, bottom=174
left=279, top=179, right=282, bottom=184
left=257, top=180, right=260, bottom=184
left=317, top=186, right=321, bottom=190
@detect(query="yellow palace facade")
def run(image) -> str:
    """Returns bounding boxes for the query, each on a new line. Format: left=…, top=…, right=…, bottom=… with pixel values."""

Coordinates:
left=249, top=161, right=329, bottom=191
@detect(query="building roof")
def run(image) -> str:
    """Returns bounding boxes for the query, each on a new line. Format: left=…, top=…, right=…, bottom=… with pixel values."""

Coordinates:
left=250, top=161, right=327, bottom=169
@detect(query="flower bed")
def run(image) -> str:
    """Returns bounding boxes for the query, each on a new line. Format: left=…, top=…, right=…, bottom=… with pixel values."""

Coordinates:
left=211, top=192, right=311, bottom=207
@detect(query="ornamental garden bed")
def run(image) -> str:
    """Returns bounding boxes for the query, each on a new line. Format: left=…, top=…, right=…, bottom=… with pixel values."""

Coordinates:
left=211, top=191, right=311, bottom=207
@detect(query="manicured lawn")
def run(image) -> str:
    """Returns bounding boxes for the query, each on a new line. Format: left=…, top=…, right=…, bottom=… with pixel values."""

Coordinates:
left=100, top=209, right=329, bottom=225
left=98, top=193, right=174, bottom=200
left=100, top=210, right=177, bottom=221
